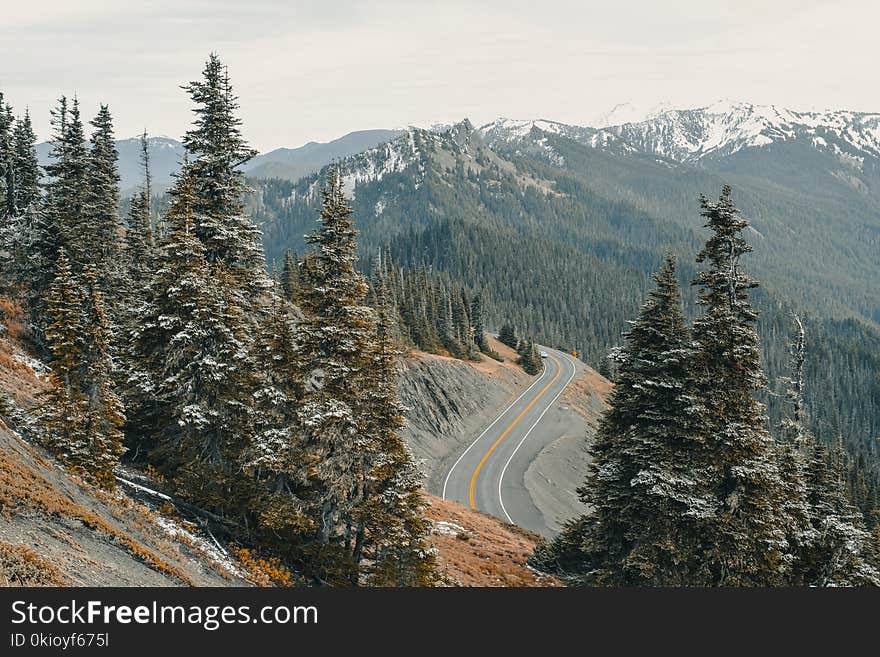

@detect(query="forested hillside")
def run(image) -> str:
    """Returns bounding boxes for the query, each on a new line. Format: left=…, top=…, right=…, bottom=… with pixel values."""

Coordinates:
left=250, top=120, right=880, bottom=524
left=0, top=58, right=443, bottom=587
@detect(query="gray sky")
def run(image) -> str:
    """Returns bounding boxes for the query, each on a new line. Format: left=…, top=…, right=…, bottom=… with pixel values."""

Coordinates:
left=2, top=0, right=878, bottom=151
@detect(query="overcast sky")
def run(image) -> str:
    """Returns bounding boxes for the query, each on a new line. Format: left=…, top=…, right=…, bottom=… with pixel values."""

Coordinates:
left=1, top=0, right=878, bottom=151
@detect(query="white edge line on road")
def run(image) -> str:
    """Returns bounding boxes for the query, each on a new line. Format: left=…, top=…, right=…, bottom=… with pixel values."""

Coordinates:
left=497, top=350, right=578, bottom=524
left=441, top=360, right=551, bottom=500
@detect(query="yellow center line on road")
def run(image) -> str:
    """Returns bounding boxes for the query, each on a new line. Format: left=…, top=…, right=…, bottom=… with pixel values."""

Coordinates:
left=469, top=354, right=562, bottom=509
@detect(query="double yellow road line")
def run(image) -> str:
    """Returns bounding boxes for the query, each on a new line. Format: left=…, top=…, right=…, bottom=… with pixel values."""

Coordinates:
left=468, top=355, right=563, bottom=508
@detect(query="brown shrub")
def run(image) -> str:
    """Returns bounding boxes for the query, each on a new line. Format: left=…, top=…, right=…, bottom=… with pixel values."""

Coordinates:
left=0, top=541, right=68, bottom=586
left=234, top=548, right=293, bottom=587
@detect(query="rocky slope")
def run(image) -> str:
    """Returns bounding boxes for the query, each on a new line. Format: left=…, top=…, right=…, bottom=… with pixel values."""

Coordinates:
left=398, top=337, right=531, bottom=494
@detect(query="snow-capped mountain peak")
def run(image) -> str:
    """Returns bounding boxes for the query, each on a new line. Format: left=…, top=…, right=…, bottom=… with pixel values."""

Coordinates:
left=477, top=101, right=880, bottom=167
left=591, top=100, right=880, bottom=163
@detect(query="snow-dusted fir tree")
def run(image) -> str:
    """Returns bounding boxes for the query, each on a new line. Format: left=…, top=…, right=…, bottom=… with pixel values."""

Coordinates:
left=280, top=249, right=299, bottom=302
left=45, top=97, right=89, bottom=274
left=532, top=254, right=710, bottom=585
left=128, top=169, right=256, bottom=509
left=803, top=442, right=880, bottom=586
left=85, top=104, right=122, bottom=298
left=40, top=250, right=88, bottom=466
left=181, top=54, right=266, bottom=299
left=354, top=277, right=437, bottom=586
left=0, top=107, right=42, bottom=288
left=0, top=92, right=13, bottom=227
left=120, top=133, right=155, bottom=373
left=11, top=110, right=40, bottom=220
left=240, top=279, right=304, bottom=527
left=290, top=167, right=376, bottom=582
left=691, top=186, right=789, bottom=585
left=81, top=265, right=126, bottom=489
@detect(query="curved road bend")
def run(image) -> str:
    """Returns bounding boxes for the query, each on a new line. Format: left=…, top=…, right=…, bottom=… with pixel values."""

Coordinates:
left=441, top=347, right=578, bottom=535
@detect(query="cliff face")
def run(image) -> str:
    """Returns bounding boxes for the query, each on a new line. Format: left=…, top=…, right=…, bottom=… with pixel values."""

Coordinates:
left=397, top=339, right=530, bottom=495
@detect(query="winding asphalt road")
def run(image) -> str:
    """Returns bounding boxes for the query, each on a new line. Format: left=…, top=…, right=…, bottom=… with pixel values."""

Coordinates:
left=441, top=346, right=578, bottom=534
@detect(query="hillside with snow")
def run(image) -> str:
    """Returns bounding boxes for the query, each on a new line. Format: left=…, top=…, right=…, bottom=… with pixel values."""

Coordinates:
left=479, top=100, right=880, bottom=168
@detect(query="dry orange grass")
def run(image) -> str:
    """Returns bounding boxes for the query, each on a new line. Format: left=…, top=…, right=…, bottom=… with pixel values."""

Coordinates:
left=0, top=297, right=49, bottom=406
left=410, top=335, right=530, bottom=383
left=424, top=495, right=560, bottom=587
left=0, top=432, right=195, bottom=585
left=0, top=540, right=69, bottom=586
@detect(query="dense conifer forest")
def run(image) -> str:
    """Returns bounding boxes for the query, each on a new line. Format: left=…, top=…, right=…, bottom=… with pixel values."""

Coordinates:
left=0, top=58, right=437, bottom=586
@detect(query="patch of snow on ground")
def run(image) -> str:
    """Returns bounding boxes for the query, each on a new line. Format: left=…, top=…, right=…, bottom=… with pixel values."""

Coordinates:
left=154, top=515, right=246, bottom=579
left=13, top=352, right=50, bottom=379
left=433, top=520, right=468, bottom=536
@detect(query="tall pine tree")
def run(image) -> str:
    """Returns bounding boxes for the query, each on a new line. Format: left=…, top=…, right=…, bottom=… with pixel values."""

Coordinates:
left=357, top=278, right=438, bottom=586
left=128, top=169, right=256, bottom=512
left=40, top=250, right=88, bottom=466
left=691, top=186, right=789, bottom=585
left=533, top=254, right=710, bottom=585
left=181, top=54, right=265, bottom=298
left=81, top=265, right=126, bottom=489
left=85, top=105, right=123, bottom=299
left=290, top=168, right=376, bottom=582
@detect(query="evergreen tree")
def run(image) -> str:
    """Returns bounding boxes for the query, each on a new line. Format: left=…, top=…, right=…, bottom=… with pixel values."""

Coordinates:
left=123, top=133, right=155, bottom=311
left=498, top=323, right=517, bottom=349
left=802, top=441, right=880, bottom=585
left=773, top=315, right=816, bottom=584
left=12, top=110, right=40, bottom=215
left=533, top=254, right=710, bottom=585
left=81, top=265, right=126, bottom=489
left=181, top=54, right=265, bottom=297
left=85, top=104, right=122, bottom=296
left=517, top=337, right=542, bottom=375
left=280, top=249, right=299, bottom=301
left=45, top=96, right=89, bottom=273
left=358, top=279, right=438, bottom=586
left=778, top=317, right=879, bottom=585
left=1, top=108, right=41, bottom=287
left=471, top=292, right=489, bottom=352
left=40, top=250, right=88, bottom=466
left=0, top=92, right=13, bottom=225
left=241, top=280, right=304, bottom=530
left=128, top=169, right=256, bottom=511
left=290, top=168, right=377, bottom=582
left=691, top=186, right=789, bottom=585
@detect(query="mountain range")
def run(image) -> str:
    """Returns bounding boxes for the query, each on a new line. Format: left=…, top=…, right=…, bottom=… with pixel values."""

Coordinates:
left=36, top=99, right=880, bottom=198
left=36, top=128, right=401, bottom=195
